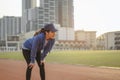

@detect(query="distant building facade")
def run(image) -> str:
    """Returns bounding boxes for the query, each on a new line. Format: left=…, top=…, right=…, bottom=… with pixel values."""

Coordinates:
left=0, top=16, right=21, bottom=41
left=75, top=30, right=96, bottom=50
left=22, top=0, right=37, bottom=33
left=0, top=16, right=21, bottom=51
left=55, top=0, right=74, bottom=28
left=55, top=24, right=75, bottom=41
left=0, top=0, right=82, bottom=49
left=22, top=0, right=56, bottom=32
left=27, top=1, right=56, bottom=31
left=22, top=0, right=74, bottom=31
left=54, top=40, right=87, bottom=50
left=96, top=31, right=120, bottom=50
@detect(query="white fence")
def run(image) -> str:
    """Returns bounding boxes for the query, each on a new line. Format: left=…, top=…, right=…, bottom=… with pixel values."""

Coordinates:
left=0, top=47, right=20, bottom=52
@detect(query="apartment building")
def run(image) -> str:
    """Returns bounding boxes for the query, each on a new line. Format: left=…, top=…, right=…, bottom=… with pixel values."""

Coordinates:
left=75, top=30, right=96, bottom=50
left=96, top=31, right=120, bottom=50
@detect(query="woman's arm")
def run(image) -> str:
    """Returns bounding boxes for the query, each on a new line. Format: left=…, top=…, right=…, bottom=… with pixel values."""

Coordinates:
left=30, top=35, right=41, bottom=63
left=41, top=39, right=55, bottom=61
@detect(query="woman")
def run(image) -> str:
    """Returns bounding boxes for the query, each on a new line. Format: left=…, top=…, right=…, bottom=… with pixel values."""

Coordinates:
left=22, top=23, right=57, bottom=80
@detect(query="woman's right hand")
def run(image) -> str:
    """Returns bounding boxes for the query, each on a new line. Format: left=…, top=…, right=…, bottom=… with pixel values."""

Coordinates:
left=41, top=60, right=45, bottom=65
left=28, top=63, right=35, bottom=69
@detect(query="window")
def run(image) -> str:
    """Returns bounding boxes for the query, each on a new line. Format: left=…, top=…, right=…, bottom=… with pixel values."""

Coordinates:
left=44, top=19, right=49, bottom=22
left=50, top=2, right=54, bottom=6
left=39, top=20, right=43, bottom=24
left=44, top=9, right=49, bottom=13
left=50, top=11, right=54, bottom=15
left=39, top=11, right=43, bottom=14
left=50, top=16, right=54, bottom=20
left=44, top=0, right=49, bottom=3
left=45, top=14, right=49, bottom=17
left=39, top=16, right=43, bottom=19
left=44, top=4, right=49, bottom=8
left=50, top=7, right=54, bottom=10
left=50, top=0, right=54, bottom=1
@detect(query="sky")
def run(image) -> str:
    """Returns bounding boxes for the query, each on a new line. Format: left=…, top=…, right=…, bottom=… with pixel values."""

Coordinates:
left=0, top=0, right=120, bottom=36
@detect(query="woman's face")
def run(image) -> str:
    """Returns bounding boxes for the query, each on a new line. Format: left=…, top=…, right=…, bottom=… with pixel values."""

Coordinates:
left=46, top=31, right=56, bottom=40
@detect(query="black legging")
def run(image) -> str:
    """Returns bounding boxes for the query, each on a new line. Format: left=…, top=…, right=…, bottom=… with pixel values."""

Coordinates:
left=22, top=49, right=45, bottom=80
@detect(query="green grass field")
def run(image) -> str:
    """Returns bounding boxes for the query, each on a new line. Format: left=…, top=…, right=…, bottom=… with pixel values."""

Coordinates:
left=0, top=50, right=120, bottom=68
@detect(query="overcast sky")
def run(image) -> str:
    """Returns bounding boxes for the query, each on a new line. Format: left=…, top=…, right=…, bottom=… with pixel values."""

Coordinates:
left=0, top=0, right=120, bottom=36
left=74, top=0, right=120, bottom=36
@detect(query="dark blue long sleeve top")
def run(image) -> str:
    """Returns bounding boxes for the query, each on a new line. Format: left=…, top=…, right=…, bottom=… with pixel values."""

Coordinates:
left=23, top=33, right=55, bottom=63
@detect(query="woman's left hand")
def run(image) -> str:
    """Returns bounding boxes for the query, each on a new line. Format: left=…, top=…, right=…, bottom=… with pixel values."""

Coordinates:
left=28, top=63, right=35, bottom=69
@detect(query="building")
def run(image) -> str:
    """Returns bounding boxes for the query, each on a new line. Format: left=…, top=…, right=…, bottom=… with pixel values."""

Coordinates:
left=55, top=0, right=74, bottom=28
left=22, top=0, right=37, bottom=33
left=22, top=0, right=74, bottom=30
left=96, top=31, right=120, bottom=50
left=0, top=16, right=21, bottom=51
left=54, top=40, right=87, bottom=50
left=114, top=32, right=120, bottom=50
left=0, top=16, right=21, bottom=41
left=22, top=0, right=36, bottom=11
left=0, top=19, right=2, bottom=40
left=75, top=30, right=96, bottom=50
left=55, top=24, right=74, bottom=40
left=0, top=0, right=75, bottom=51
left=27, top=7, right=44, bottom=31
left=27, top=0, right=56, bottom=31
left=22, top=0, right=56, bottom=32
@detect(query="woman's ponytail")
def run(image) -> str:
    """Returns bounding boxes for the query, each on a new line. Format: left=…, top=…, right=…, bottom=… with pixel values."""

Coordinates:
left=33, top=28, right=45, bottom=36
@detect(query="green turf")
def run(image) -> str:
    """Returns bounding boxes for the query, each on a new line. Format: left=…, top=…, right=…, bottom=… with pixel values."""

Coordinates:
left=46, top=50, right=120, bottom=67
left=0, top=51, right=24, bottom=60
left=0, top=50, right=120, bottom=67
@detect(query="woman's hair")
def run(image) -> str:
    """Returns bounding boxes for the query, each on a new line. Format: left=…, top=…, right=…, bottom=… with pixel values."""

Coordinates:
left=33, top=28, right=50, bottom=36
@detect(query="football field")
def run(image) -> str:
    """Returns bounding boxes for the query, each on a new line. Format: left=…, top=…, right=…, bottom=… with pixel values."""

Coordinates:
left=0, top=50, right=120, bottom=68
